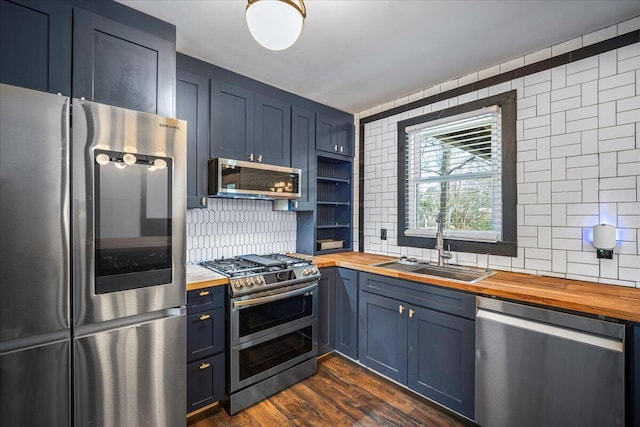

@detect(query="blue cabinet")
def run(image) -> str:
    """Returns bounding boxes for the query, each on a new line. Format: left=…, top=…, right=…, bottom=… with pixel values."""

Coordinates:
left=255, top=93, right=290, bottom=166
left=408, top=305, right=474, bottom=418
left=211, top=81, right=291, bottom=166
left=0, top=0, right=71, bottom=95
left=177, top=69, right=210, bottom=209
left=72, top=7, right=175, bottom=117
left=316, top=113, right=354, bottom=158
left=358, top=272, right=475, bottom=419
left=211, top=80, right=255, bottom=162
left=358, top=290, right=408, bottom=382
left=186, top=286, right=226, bottom=415
left=633, top=323, right=639, bottom=427
left=317, top=267, right=336, bottom=356
left=290, top=105, right=316, bottom=211
left=335, top=268, right=358, bottom=359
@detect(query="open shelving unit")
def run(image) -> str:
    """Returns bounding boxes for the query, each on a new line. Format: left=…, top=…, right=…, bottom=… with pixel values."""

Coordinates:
left=315, top=156, right=352, bottom=254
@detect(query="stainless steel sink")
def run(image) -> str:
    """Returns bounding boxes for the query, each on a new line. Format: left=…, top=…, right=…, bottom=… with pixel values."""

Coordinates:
left=373, top=260, right=495, bottom=284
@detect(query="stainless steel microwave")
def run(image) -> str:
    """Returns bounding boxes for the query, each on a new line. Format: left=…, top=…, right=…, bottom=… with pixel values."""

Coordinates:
left=208, top=158, right=301, bottom=200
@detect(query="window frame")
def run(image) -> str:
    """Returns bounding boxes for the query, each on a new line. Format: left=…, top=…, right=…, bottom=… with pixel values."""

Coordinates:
left=397, top=90, right=517, bottom=257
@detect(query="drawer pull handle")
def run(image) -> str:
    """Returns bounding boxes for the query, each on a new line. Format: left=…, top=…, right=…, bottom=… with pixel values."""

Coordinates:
left=199, top=314, right=211, bottom=321
left=199, top=363, right=210, bottom=370
left=399, top=304, right=405, bottom=314
left=409, top=308, right=415, bottom=318
left=198, top=290, right=210, bottom=297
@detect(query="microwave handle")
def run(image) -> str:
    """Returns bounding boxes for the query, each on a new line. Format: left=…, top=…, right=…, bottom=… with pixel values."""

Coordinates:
left=232, top=283, right=316, bottom=309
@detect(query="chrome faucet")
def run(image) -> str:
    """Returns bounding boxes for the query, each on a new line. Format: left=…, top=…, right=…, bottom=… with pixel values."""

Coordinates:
left=435, top=212, right=452, bottom=266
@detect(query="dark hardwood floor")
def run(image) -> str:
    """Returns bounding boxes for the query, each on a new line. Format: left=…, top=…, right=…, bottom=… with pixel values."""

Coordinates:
left=188, top=353, right=473, bottom=427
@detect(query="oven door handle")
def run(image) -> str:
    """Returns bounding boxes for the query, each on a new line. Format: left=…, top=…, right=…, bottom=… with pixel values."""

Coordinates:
left=232, top=283, right=317, bottom=309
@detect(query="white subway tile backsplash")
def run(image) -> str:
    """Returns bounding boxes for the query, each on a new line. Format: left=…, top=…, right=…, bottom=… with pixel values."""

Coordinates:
left=619, top=16, right=640, bottom=34
left=566, top=117, right=599, bottom=133
left=599, top=101, right=617, bottom=127
left=566, top=68, right=599, bottom=86
left=360, top=36, right=640, bottom=288
left=552, top=37, right=583, bottom=56
left=618, top=109, right=640, bottom=125
left=600, top=84, right=636, bottom=103
left=567, top=56, right=599, bottom=75
left=599, top=50, right=618, bottom=78
left=619, top=55, right=640, bottom=73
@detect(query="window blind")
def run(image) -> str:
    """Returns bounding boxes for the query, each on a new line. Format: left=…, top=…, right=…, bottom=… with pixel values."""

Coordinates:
left=404, top=105, right=502, bottom=242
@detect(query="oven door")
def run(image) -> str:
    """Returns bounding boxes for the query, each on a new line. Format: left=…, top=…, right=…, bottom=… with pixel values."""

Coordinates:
left=230, top=282, right=318, bottom=346
left=229, top=319, right=317, bottom=392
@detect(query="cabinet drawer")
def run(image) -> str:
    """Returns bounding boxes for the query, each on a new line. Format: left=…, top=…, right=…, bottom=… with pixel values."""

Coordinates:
left=187, top=353, right=225, bottom=413
left=187, top=286, right=225, bottom=313
left=359, top=272, right=475, bottom=320
left=187, top=307, right=224, bottom=362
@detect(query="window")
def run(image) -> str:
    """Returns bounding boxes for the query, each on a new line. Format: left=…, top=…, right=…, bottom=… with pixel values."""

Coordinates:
left=397, top=91, right=517, bottom=256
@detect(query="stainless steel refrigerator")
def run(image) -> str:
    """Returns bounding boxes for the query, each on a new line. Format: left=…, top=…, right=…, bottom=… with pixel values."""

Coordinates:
left=0, top=83, right=187, bottom=427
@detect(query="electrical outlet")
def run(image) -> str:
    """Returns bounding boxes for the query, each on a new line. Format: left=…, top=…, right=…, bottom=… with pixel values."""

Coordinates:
left=381, top=228, right=387, bottom=240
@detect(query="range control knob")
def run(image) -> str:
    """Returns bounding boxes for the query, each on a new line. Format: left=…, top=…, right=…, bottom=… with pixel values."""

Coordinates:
left=302, top=268, right=310, bottom=276
left=255, top=276, right=264, bottom=286
left=232, top=279, right=243, bottom=290
left=311, top=267, right=318, bottom=275
left=245, top=277, right=254, bottom=288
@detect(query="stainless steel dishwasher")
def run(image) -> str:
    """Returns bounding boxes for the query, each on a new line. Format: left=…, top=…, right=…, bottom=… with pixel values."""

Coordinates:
left=475, top=296, right=625, bottom=427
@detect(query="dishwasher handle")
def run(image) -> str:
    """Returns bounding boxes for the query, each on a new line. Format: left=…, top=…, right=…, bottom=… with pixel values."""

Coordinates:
left=477, top=308, right=624, bottom=353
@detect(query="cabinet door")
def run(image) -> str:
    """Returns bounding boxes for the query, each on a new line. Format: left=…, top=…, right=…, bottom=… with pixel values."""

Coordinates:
left=315, top=113, right=337, bottom=153
left=335, top=268, right=358, bottom=359
left=187, top=307, right=225, bottom=362
left=634, top=324, right=640, bottom=427
left=187, top=353, right=225, bottom=414
left=73, top=8, right=175, bottom=117
left=211, top=79, right=254, bottom=161
left=358, top=291, right=407, bottom=384
left=177, top=69, right=210, bottom=209
left=255, top=93, right=290, bottom=166
left=337, top=122, right=354, bottom=157
left=317, top=267, right=336, bottom=356
left=291, top=106, right=316, bottom=210
left=0, top=0, right=71, bottom=95
left=408, top=306, right=475, bottom=419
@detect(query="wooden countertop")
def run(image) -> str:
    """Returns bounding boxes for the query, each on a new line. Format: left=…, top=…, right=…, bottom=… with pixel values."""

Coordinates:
left=186, top=264, right=228, bottom=291
left=305, top=252, right=640, bottom=323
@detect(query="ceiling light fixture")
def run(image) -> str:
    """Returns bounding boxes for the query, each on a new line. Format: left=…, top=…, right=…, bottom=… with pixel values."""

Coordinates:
left=246, top=0, right=306, bottom=51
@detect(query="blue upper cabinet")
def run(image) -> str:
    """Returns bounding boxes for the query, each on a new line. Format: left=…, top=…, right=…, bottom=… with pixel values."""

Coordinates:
left=255, top=93, right=291, bottom=166
left=0, top=0, right=71, bottom=95
left=316, top=113, right=354, bottom=158
left=211, top=80, right=255, bottom=162
left=211, top=81, right=291, bottom=167
left=177, top=69, right=210, bottom=209
left=290, top=105, right=316, bottom=210
left=72, top=7, right=175, bottom=117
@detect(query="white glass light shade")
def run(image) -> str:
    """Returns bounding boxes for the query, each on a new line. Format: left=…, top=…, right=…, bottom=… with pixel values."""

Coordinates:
left=246, top=0, right=305, bottom=51
left=114, top=162, right=127, bottom=169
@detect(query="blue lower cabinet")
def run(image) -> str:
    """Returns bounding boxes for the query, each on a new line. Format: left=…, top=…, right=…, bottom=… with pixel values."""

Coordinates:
left=358, top=291, right=408, bottom=383
left=633, top=324, right=639, bottom=427
left=407, top=305, right=475, bottom=419
left=186, top=286, right=226, bottom=415
left=358, top=272, right=475, bottom=420
left=187, top=353, right=225, bottom=413
left=187, top=307, right=224, bottom=361
left=335, top=268, right=358, bottom=359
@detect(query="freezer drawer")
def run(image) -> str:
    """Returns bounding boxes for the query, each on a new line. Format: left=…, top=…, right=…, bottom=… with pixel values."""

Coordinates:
left=0, top=339, right=70, bottom=426
left=74, top=312, right=186, bottom=427
left=475, top=297, right=625, bottom=427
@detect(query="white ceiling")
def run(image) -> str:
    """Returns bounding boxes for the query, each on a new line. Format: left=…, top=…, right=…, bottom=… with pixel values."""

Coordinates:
left=117, top=1, right=640, bottom=114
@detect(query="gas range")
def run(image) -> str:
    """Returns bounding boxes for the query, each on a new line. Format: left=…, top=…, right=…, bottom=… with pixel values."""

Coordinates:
left=201, top=253, right=320, bottom=297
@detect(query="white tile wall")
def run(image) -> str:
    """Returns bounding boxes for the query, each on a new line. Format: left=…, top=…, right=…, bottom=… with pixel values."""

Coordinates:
left=185, top=198, right=296, bottom=264
left=356, top=17, right=640, bottom=288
